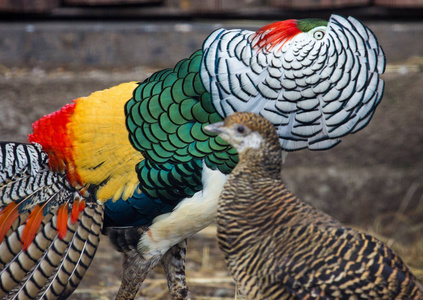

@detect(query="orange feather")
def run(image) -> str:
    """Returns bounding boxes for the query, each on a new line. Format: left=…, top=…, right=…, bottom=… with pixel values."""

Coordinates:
left=57, top=204, right=68, bottom=240
left=21, top=204, right=46, bottom=251
left=70, top=200, right=80, bottom=224
left=0, top=202, right=20, bottom=244
left=70, top=199, right=85, bottom=224
left=79, top=200, right=86, bottom=212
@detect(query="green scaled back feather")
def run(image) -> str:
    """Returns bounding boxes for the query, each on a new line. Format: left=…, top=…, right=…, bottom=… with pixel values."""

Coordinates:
left=126, top=50, right=238, bottom=201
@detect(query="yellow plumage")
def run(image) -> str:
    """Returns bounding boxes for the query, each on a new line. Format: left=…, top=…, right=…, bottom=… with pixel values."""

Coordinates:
left=70, top=81, right=143, bottom=201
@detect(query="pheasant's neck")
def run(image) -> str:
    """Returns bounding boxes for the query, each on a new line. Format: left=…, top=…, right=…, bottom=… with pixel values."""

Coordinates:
left=217, top=145, right=291, bottom=222
left=219, top=166, right=287, bottom=214
left=216, top=155, right=299, bottom=263
left=237, top=143, right=283, bottom=180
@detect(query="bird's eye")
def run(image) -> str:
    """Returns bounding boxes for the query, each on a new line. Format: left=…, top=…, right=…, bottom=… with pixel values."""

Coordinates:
left=236, top=125, right=246, bottom=134
left=313, top=30, right=325, bottom=40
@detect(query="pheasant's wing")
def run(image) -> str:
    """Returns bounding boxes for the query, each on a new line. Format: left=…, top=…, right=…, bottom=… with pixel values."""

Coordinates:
left=266, top=227, right=422, bottom=299
left=0, top=142, right=104, bottom=299
left=107, top=52, right=238, bottom=300
left=201, top=15, right=385, bottom=151
left=125, top=50, right=238, bottom=204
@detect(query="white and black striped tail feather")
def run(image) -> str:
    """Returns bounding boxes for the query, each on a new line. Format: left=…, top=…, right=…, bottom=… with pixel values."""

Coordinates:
left=1, top=142, right=52, bottom=206
left=39, top=204, right=104, bottom=299
left=0, top=204, right=104, bottom=299
left=0, top=142, right=105, bottom=299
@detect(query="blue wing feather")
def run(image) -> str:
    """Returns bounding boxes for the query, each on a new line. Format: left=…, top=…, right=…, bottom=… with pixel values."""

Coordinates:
left=104, top=188, right=175, bottom=227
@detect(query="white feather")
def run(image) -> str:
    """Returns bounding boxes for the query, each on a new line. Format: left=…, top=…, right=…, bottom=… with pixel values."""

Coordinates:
left=200, top=15, right=385, bottom=151
left=139, top=162, right=228, bottom=257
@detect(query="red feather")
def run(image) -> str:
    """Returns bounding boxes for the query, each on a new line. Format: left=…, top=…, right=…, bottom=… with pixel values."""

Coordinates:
left=28, top=101, right=81, bottom=186
left=253, top=19, right=302, bottom=51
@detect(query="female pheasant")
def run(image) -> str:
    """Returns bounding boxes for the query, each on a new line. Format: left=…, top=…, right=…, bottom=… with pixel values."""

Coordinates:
left=205, top=112, right=423, bottom=299
left=0, top=15, right=385, bottom=299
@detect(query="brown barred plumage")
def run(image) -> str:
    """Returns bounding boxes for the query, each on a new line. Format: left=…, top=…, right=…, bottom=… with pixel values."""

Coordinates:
left=205, top=112, right=423, bottom=300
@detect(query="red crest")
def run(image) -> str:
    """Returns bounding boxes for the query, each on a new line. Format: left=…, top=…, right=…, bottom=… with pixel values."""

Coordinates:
left=253, top=20, right=301, bottom=51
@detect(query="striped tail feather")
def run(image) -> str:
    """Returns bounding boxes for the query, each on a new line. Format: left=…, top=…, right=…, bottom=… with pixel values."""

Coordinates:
left=0, top=142, right=105, bottom=299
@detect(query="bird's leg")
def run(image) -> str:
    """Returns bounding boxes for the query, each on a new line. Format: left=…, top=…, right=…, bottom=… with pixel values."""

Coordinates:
left=107, top=226, right=185, bottom=299
left=115, top=248, right=162, bottom=300
left=161, top=239, right=192, bottom=300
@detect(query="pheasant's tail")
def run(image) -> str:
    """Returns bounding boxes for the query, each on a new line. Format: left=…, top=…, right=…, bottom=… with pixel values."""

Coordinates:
left=0, top=142, right=104, bottom=299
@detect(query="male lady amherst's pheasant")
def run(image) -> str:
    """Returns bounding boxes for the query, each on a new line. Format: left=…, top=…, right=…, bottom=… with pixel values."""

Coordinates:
left=0, top=15, right=385, bottom=299
left=205, top=112, right=423, bottom=299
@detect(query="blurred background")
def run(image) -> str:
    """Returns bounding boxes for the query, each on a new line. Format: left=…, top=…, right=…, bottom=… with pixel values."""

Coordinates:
left=0, top=0, right=422, bottom=299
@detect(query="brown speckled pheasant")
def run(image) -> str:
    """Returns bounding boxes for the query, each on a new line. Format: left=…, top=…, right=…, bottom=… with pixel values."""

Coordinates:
left=204, top=112, right=423, bottom=300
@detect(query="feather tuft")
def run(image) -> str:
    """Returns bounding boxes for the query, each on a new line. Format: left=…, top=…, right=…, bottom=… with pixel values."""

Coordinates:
left=253, top=20, right=301, bottom=51
left=21, top=203, right=46, bottom=250
left=0, top=201, right=20, bottom=243
left=57, top=203, right=69, bottom=239
left=28, top=102, right=80, bottom=185
left=71, top=199, right=86, bottom=224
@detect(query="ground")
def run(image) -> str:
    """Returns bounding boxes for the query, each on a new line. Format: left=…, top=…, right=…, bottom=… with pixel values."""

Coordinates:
left=0, top=59, right=422, bottom=299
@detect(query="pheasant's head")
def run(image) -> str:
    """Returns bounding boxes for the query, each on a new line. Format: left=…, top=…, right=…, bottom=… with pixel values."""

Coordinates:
left=204, top=112, right=280, bottom=156
left=253, top=18, right=328, bottom=52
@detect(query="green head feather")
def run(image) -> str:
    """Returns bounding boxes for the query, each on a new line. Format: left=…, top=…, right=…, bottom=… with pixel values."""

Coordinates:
left=297, top=18, right=328, bottom=32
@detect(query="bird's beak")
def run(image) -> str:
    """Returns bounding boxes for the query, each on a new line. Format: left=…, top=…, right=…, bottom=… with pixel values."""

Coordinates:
left=204, top=122, right=225, bottom=135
